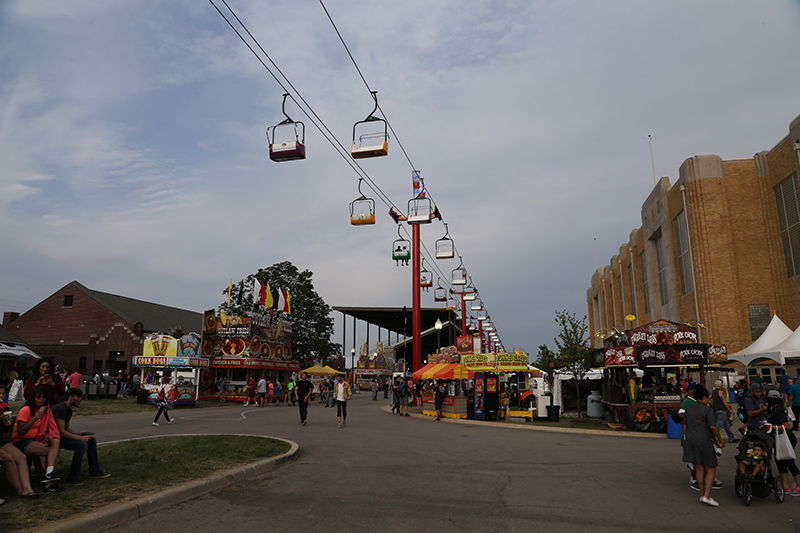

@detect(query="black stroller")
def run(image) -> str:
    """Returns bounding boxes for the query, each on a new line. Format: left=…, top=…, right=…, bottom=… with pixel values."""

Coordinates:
left=734, top=428, right=785, bottom=505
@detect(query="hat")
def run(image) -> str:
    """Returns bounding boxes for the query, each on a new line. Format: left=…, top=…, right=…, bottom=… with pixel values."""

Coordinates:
left=767, top=390, right=781, bottom=399
left=750, top=383, right=762, bottom=391
left=686, top=382, right=696, bottom=391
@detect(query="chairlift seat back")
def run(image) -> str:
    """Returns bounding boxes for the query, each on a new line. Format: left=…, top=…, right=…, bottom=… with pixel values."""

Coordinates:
left=352, top=140, right=388, bottom=159
left=270, top=141, right=306, bottom=162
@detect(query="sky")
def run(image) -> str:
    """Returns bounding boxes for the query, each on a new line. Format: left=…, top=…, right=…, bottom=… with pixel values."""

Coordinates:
left=2, top=0, right=800, bottom=361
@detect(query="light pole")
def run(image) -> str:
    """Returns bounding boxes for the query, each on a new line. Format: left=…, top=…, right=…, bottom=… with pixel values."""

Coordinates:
left=350, top=348, right=355, bottom=372
left=435, top=319, right=443, bottom=356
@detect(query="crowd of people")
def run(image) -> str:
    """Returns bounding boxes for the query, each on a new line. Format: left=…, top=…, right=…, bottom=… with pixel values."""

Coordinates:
left=1, top=359, right=112, bottom=506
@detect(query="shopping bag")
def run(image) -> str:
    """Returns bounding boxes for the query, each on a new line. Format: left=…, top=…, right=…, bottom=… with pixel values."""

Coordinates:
left=775, top=428, right=797, bottom=461
left=789, top=409, right=797, bottom=423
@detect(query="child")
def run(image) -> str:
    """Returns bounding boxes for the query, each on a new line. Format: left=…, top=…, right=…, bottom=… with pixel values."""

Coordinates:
left=738, top=443, right=767, bottom=479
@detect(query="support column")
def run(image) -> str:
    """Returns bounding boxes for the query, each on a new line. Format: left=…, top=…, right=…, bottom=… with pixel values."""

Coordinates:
left=412, top=224, right=422, bottom=373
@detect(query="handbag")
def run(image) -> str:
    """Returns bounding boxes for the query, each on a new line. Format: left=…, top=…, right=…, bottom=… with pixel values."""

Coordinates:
left=695, top=404, right=722, bottom=456
left=775, top=427, right=797, bottom=461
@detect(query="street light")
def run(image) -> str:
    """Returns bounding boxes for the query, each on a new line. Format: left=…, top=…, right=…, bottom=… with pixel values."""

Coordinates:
left=435, top=318, right=443, bottom=354
left=350, top=348, right=355, bottom=371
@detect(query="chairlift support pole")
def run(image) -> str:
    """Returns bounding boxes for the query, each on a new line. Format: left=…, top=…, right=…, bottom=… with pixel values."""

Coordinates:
left=412, top=224, right=421, bottom=373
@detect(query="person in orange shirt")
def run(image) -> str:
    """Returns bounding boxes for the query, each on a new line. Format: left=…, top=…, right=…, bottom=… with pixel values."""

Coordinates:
left=12, top=387, right=65, bottom=493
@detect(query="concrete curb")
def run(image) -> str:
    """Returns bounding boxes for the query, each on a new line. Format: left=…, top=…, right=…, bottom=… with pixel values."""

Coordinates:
left=35, top=435, right=299, bottom=533
left=388, top=405, right=667, bottom=439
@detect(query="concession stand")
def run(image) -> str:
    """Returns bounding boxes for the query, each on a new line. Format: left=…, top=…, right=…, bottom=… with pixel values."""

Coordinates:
left=413, top=356, right=473, bottom=419
left=353, top=341, right=394, bottom=391
left=463, top=350, right=533, bottom=420
left=599, top=319, right=725, bottom=430
left=136, top=333, right=209, bottom=405
left=198, top=309, right=299, bottom=401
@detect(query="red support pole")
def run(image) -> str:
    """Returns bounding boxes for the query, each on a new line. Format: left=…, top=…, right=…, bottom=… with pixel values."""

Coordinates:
left=460, top=293, right=467, bottom=337
left=478, top=319, right=484, bottom=353
left=412, top=224, right=421, bottom=373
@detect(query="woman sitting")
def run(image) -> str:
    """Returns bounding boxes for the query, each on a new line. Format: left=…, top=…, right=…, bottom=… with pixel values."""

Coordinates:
left=1, top=383, right=39, bottom=499
left=12, top=387, right=65, bottom=493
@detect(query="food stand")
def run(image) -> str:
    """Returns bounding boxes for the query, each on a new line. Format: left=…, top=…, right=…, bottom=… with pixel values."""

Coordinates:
left=463, top=350, right=534, bottom=419
left=413, top=357, right=473, bottom=419
left=198, top=309, right=299, bottom=401
left=353, top=341, right=394, bottom=391
left=136, top=333, right=209, bottom=405
left=599, top=319, right=724, bottom=430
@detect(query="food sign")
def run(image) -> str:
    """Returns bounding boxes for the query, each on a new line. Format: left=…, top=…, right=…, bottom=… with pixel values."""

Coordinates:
left=604, top=346, right=637, bottom=367
left=201, top=309, right=292, bottom=361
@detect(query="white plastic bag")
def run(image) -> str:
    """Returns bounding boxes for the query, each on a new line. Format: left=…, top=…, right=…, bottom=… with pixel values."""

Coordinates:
left=775, top=428, right=797, bottom=461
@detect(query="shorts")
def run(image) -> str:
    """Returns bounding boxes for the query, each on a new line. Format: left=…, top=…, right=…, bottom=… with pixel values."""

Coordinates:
left=399, top=394, right=408, bottom=406
left=258, top=392, right=266, bottom=398
left=248, top=390, right=256, bottom=398
left=13, top=438, right=36, bottom=453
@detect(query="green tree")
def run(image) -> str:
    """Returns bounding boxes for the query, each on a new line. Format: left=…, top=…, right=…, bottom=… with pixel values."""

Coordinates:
left=534, top=310, right=592, bottom=417
left=221, top=261, right=340, bottom=365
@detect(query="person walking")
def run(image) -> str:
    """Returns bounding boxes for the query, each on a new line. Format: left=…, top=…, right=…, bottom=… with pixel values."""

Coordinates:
left=766, top=389, right=800, bottom=495
left=257, top=376, right=267, bottom=407
left=286, top=378, right=295, bottom=406
left=334, top=375, right=352, bottom=428
left=325, top=378, right=334, bottom=408
left=273, top=381, right=282, bottom=406
left=371, top=380, right=378, bottom=401
left=244, top=375, right=256, bottom=407
left=295, top=372, right=313, bottom=426
left=152, top=378, right=172, bottom=426
left=789, top=377, right=800, bottom=431
left=712, top=380, right=738, bottom=443
left=683, top=386, right=725, bottom=506
left=383, top=379, right=389, bottom=399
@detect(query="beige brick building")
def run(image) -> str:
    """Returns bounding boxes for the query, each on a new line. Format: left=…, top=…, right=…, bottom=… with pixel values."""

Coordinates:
left=587, top=113, right=800, bottom=370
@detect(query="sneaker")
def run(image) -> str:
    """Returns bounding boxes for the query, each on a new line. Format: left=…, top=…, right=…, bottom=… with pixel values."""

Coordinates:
left=43, top=484, right=66, bottom=494
left=712, top=479, right=723, bottom=490
left=404, top=413, right=410, bottom=417
left=90, top=471, right=111, bottom=479
left=66, top=478, right=84, bottom=485
left=40, top=473, right=60, bottom=485
left=168, top=419, right=173, bottom=425
left=699, top=496, right=719, bottom=507
left=338, top=422, right=342, bottom=428
left=788, top=486, right=800, bottom=495
left=729, top=437, right=739, bottom=443
left=690, top=480, right=699, bottom=491
left=152, top=422, right=159, bottom=426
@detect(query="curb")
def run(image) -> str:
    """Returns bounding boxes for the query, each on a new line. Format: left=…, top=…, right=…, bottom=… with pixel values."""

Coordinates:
left=35, top=435, right=299, bottom=533
left=386, top=405, right=667, bottom=439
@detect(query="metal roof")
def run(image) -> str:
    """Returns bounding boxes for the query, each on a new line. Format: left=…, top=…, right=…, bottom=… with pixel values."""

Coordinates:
left=332, top=306, right=460, bottom=336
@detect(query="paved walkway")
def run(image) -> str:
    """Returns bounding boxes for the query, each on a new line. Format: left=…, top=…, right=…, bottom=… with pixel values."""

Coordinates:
left=44, top=395, right=800, bottom=532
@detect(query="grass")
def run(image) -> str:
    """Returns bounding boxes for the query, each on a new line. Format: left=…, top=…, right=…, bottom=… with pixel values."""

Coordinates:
left=72, top=398, right=224, bottom=417
left=0, top=435, right=291, bottom=532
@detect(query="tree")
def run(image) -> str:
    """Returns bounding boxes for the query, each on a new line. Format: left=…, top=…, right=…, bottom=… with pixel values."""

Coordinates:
left=534, top=310, right=592, bottom=417
left=220, top=261, right=340, bottom=365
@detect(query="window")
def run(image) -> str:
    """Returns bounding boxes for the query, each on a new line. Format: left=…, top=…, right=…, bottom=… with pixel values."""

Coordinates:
left=618, top=274, right=625, bottom=316
left=640, top=251, right=651, bottom=314
left=748, top=304, right=770, bottom=341
left=674, top=211, right=693, bottom=295
left=774, top=173, right=800, bottom=278
left=628, top=263, right=636, bottom=316
left=79, top=357, right=86, bottom=369
left=652, top=230, right=669, bottom=306
left=63, top=295, right=73, bottom=308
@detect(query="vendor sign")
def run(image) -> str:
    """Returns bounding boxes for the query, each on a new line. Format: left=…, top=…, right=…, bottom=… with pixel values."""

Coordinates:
left=604, top=346, right=637, bottom=367
left=134, top=356, right=210, bottom=368
left=210, top=357, right=299, bottom=370
left=463, top=351, right=529, bottom=372
left=708, top=344, right=727, bottom=364
left=144, top=334, right=178, bottom=358
left=626, top=319, right=699, bottom=346
left=637, top=344, right=708, bottom=366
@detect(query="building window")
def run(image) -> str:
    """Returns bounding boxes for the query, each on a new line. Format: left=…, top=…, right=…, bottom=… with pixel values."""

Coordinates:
left=640, top=251, right=651, bottom=314
left=674, top=211, right=693, bottom=295
left=774, top=173, right=800, bottom=278
left=748, top=304, right=770, bottom=341
left=79, top=357, right=87, bottom=369
left=63, top=295, right=74, bottom=308
left=628, top=263, right=636, bottom=316
left=652, top=230, right=669, bottom=306
left=618, top=273, right=625, bottom=316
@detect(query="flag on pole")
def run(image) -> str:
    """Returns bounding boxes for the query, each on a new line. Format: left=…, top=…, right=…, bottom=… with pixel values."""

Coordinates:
left=284, top=290, right=291, bottom=315
left=277, top=289, right=286, bottom=313
left=253, top=280, right=266, bottom=308
left=227, top=279, right=232, bottom=307
left=237, top=280, right=244, bottom=306
left=265, top=283, right=274, bottom=308
left=412, top=170, right=425, bottom=198
left=270, top=285, right=280, bottom=309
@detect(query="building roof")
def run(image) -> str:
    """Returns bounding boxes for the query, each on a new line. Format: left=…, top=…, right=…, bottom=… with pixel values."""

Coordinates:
left=0, top=323, right=26, bottom=344
left=332, top=306, right=458, bottom=335
left=69, top=281, right=203, bottom=334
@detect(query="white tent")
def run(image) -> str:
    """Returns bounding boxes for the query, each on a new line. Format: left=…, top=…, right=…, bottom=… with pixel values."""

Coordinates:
left=758, top=324, right=800, bottom=363
left=727, top=315, right=793, bottom=365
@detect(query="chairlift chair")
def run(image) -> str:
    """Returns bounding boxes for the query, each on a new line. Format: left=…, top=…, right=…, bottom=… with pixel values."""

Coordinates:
left=267, top=93, right=306, bottom=162
left=452, top=257, right=467, bottom=285
left=350, top=179, right=376, bottom=225
left=392, top=226, right=411, bottom=265
left=352, top=91, right=389, bottom=159
left=434, top=282, right=447, bottom=303
left=420, top=258, right=433, bottom=288
left=471, top=298, right=483, bottom=311
left=435, top=224, right=455, bottom=259
left=476, top=309, right=488, bottom=321
left=446, top=297, right=458, bottom=311
left=463, top=280, right=476, bottom=301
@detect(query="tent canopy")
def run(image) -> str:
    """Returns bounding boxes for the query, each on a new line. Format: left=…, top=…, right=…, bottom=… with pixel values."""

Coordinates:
left=0, top=342, right=40, bottom=360
left=413, top=363, right=474, bottom=380
left=323, top=365, right=346, bottom=375
left=300, top=364, right=336, bottom=376
left=728, top=315, right=793, bottom=366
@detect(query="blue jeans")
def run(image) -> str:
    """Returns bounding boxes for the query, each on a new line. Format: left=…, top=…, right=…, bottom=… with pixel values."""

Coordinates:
left=715, top=410, right=735, bottom=441
left=60, top=438, right=100, bottom=480
left=372, top=390, right=378, bottom=401
left=325, top=391, right=334, bottom=407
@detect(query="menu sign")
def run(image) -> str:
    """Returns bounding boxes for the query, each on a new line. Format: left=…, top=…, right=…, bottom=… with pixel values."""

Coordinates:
left=626, top=319, right=698, bottom=346
left=637, top=344, right=708, bottom=366
left=604, top=347, right=637, bottom=367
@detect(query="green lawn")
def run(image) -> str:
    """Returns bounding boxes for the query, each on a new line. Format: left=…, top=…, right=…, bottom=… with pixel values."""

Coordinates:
left=0, top=435, right=290, bottom=531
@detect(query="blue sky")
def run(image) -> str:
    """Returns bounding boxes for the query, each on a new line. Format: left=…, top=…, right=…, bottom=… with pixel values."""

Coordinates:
left=2, top=0, right=799, bottom=358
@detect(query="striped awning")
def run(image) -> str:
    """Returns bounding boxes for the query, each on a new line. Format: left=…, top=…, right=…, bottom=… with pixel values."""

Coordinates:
left=413, top=363, right=474, bottom=380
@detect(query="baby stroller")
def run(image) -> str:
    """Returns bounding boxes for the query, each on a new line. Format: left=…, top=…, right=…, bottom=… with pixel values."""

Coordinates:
left=124, top=381, right=141, bottom=399
left=734, top=428, right=785, bottom=505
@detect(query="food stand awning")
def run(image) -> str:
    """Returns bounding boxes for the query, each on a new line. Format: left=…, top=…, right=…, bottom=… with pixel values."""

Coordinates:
left=0, top=342, right=40, bottom=359
left=301, top=364, right=337, bottom=376
left=323, top=365, right=346, bottom=375
left=413, top=363, right=474, bottom=380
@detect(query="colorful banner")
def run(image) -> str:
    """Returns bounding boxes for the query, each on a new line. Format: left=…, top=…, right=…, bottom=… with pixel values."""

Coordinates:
left=456, top=335, right=473, bottom=355
left=636, top=344, right=708, bottom=366
left=625, top=319, right=699, bottom=346
left=134, top=356, right=210, bottom=368
left=143, top=334, right=178, bottom=358
left=209, top=357, right=300, bottom=370
left=201, top=309, right=292, bottom=362
left=604, top=346, right=637, bottom=367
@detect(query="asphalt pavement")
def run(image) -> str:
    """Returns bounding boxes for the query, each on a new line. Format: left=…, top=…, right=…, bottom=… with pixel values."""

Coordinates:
left=56, top=394, right=800, bottom=532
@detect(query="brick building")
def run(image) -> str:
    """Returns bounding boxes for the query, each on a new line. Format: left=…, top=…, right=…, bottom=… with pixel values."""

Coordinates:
left=587, top=112, right=800, bottom=380
left=2, top=281, right=203, bottom=375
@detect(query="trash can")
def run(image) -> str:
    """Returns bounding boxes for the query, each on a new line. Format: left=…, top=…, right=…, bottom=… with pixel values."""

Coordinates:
left=667, top=413, right=682, bottom=439
left=137, top=388, right=149, bottom=404
left=546, top=405, right=560, bottom=422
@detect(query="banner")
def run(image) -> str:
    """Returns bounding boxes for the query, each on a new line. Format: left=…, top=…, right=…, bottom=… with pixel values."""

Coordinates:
left=604, top=346, right=637, bottom=367
left=636, top=344, right=708, bottom=366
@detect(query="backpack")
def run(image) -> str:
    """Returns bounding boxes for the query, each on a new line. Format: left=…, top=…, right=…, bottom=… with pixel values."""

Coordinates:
left=736, top=389, right=749, bottom=423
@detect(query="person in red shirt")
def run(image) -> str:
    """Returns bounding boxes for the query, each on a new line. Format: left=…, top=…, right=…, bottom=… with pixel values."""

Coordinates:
left=23, top=360, right=65, bottom=406
left=244, top=376, right=257, bottom=406
left=67, top=370, right=83, bottom=390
